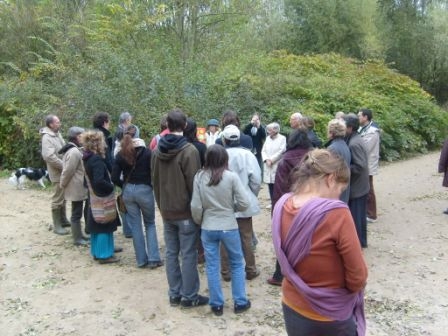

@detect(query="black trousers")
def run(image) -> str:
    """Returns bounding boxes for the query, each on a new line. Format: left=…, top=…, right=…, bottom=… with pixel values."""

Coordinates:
left=282, top=303, right=357, bottom=336
left=348, top=194, right=368, bottom=248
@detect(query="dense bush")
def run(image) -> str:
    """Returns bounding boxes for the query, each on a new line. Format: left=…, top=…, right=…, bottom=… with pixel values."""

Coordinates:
left=218, top=52, right=448, bottom=161
left=1, top=51, right=446, bottom=168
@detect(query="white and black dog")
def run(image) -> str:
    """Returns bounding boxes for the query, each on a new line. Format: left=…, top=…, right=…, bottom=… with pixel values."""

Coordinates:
left=9, top=168, right=49, bottom=189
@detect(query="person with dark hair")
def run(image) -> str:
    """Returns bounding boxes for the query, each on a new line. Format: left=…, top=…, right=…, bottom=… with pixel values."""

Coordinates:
left=184, top=118, right=207, bottom=263
left=438, top=138, right=448, bottom=214
left=151, top=108, right=208, bottom=308
left=344, top=113, right=369, bottom=248
left=272, top=149, right=368, bottom=336
left=112, top=125, right=162, bottom=269
left=215, top=110, right=253, bottom=150
left=93, top=112, right=113, bottom=173
left=301, top=116, right=322, bottom=148
left=327, top=119, right=351, bottom=204
left=220, top=125, right=261, bottom=281
left=191, top=145, right=251, bottom=316
left=184, top=118, right=207, bottom=167
left=81, top=130, right=121, bottom=264
left=243, top=113, right=267, bottom=169
left=40, top=114, right=71, bottom=235
left=267, top=129, right=312, bottom=286
left=113, top=112, right=139, bottom=239
left=358, top=108, right=380, bottom=222
left=149, top=114, right=170, bottom=151
left=59, top=126, right=89, bottom=246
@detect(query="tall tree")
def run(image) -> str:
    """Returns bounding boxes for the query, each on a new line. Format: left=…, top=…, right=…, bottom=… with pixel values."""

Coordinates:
left=284, top=0, right=382, bottom=59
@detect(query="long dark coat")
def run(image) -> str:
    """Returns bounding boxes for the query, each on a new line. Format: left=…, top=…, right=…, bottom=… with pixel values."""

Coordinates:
left=83, top=151, right=120, bottom=233
left=438, top=138, right=448, bottom=187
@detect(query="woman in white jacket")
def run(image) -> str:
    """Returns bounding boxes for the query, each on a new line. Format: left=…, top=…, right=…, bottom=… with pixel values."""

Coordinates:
left=261, top=122, right=286, bottom=203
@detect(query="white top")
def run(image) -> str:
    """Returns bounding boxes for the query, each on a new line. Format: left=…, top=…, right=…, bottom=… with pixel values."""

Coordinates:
left=261, top=134, right=287, bottom=183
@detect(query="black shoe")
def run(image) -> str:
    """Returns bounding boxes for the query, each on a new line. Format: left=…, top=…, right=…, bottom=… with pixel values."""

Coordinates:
left=234, top=300, right=251, bottom=314
left=169, top=296, right=181, bottom=307
left=211, top=305, right=223, bottom=316
left=114, top=247, right=123, bottom=253
left=148, top=260, right=164, bottom=269
left=443, top=209, right=448, bottom=215
left=180, top=295, right=209, bottom=308
left=97, top=256, right=119, bottom=264
left=222, top=274, right=231, bottom=282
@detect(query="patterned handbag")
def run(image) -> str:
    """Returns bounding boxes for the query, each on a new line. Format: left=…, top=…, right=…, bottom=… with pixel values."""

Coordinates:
left=85, top=174, right=117, bottom=224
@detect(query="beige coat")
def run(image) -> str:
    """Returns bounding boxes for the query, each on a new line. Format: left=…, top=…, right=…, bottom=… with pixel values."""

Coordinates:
left=40, top=127, right=65, bottom=182
left=60, top=144, right=88, bottom=201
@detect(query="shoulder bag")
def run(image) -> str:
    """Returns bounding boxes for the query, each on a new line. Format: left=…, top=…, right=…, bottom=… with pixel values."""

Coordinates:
left=85, top=173, right=117, bottom=224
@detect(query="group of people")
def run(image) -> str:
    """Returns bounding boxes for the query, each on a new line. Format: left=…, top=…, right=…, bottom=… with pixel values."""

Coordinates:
left=39, top=107, right=380, bottom=335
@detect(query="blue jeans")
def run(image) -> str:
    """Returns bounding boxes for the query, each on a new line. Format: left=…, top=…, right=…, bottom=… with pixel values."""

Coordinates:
left=123, top=184, right=161, bottom=267
left=202, top=229, right=248, bottom=307
left=121, top=211, right=132, bottom=237
left=163, top=219, right=200, bottom=300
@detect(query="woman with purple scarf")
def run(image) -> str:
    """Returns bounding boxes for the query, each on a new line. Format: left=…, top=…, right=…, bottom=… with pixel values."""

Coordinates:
left=272, top=149, right=368, bottom=336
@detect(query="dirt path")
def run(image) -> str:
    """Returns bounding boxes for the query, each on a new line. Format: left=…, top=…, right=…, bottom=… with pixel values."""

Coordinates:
left=1, top=152, right=447, bottom=336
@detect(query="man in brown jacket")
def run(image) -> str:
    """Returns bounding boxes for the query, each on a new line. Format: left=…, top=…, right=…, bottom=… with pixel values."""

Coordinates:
left=151, top=108, right=208, bottom=308
left=40, top=114, right=70, bottom=235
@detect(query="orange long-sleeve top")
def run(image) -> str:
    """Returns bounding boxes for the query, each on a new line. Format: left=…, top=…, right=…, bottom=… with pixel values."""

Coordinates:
left=280, top=197, right=368, bottom=321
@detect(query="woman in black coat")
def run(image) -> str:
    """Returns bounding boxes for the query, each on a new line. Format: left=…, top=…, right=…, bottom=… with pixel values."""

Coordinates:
left=438, top=138, right=448, bottom=214
left=81, top=130, right=121, bottom=264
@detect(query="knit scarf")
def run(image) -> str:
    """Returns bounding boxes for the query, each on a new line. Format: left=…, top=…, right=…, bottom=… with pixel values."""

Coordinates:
left=272, top=193, right=366, bottom=336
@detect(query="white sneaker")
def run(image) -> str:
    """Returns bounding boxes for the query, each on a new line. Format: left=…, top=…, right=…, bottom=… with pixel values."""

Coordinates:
left=366, top=217, right=377, bottom=223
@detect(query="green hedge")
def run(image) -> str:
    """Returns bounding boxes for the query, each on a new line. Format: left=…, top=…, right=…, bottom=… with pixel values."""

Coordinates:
left=1, top=51, right=447, bottom=168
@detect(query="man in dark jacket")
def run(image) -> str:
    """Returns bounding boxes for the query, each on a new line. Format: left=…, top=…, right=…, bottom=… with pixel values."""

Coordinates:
left=438, top=138, right=448, bottom=214
left=215, top=110, right=253, bottom=150
left=345, top=113, right=370, bottom=248
left=243, top=113, right=266, bottom=170
left=151, top=108, right=208, bottom=308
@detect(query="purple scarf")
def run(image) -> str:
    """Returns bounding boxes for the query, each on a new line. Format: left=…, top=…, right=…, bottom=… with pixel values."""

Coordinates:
left=272, top=193, right=366, bottom=336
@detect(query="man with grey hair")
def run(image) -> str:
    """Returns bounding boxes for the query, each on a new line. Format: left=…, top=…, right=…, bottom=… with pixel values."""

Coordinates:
left=289, top=112, right=303, bottom=130
left=113, top=111, right=140, bottom=157
left=326, top=119, right=351, bottom=203
left=59, top=127, right=89, bottom=245
left=220, top=124, right=261, bottom=281
left=40, top=114, right=70, bottom=235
